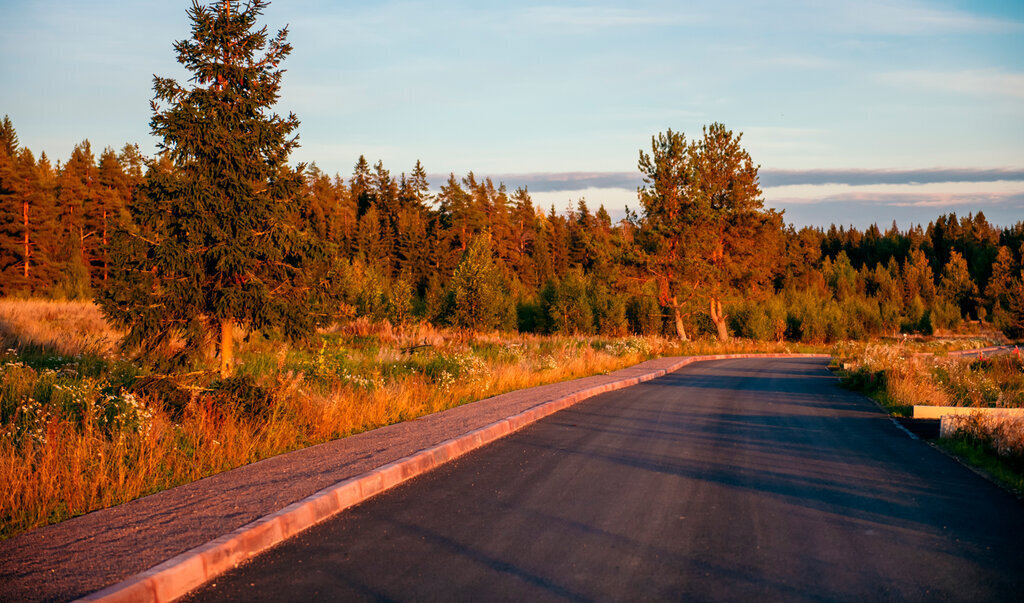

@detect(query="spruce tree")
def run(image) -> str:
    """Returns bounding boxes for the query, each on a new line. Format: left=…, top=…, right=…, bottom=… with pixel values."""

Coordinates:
left=447, top=236, right=514, bottom=331
left=100, top=0, right=328, bottom=377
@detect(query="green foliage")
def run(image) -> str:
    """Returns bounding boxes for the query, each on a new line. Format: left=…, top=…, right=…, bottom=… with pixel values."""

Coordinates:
left=542, top=270, right=594, bottom=335
left=446, top=236, right=515, bottom=331
left=0, top=357, right=153, bottom=444
left=98, top=0, right=333, bottom=372
left=5, top=94, right=1024, bottom=347
left=626, top=292, right=663, bottom=336
left=1000, top=277, right=1024, bottom=338
left=930, top=298, right=963, bottom=332
left=729, top=296, right=787, bottom=341
left=636, top=124, right=783, bottom=341
left=516, top=298, right=545, bottom=333
left=938, top=250, right=978, bottom=319
left=210, top=375, right=274, bottom=420
left=590, top=282, right=628, bottom=336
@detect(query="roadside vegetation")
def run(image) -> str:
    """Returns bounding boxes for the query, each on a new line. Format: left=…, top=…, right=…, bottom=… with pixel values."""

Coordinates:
left=0, top=299, right=828, bottom=540
left=835, top=340, right=1024, bottom=494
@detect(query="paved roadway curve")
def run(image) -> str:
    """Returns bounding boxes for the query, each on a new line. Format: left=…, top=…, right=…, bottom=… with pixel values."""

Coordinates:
left=187, top=357, right=1024, bottom=601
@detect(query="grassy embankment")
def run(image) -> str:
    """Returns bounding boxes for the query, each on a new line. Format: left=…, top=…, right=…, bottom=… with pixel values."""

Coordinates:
left=0, top=298, right=824, bottom=540
left=833, top=340, right=1024, bottom=494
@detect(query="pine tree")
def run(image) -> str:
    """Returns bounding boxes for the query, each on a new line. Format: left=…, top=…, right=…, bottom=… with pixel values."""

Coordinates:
left=100, top=0, right=329, bottom=377
left=55, top=140, right=98, bottom=297
left=0, top=147, right=60, bottom=294
left=938, top=250, right=978, bottom=319
left=0, top=138, right=23, bottom=292
left=636, top=124, right=782, bottom=341
left=984, top=246, right=1015, bottom=310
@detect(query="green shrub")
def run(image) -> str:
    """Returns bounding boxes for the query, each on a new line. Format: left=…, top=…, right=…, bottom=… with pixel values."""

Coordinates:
left=542, top=270, right=594, bottom=335
left=447, top=237, right=515, bottom=331
left=626, top=292, right=662, bottom=336
left=210, top=375, right=274, bottom=420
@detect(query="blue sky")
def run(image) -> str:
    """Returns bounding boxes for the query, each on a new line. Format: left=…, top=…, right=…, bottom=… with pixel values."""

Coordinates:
left=1, top=0, right=1022, bottom=227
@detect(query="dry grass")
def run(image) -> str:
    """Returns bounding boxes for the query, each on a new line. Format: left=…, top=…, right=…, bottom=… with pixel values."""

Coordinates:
left=834, top=340, right=1021, bottom=410
left=945, top=413, right=1024, bottom=456
left=837, top=341, right=1024, bottom=477
left=0, top=298, right=832, bottom=540
left=942, top=413, right=1024, bottom=475
left=0, top=299, right=121, bottom=358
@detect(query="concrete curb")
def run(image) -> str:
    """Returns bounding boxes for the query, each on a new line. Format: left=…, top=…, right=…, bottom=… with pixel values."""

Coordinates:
left=79, top=353, right=828, bottom=603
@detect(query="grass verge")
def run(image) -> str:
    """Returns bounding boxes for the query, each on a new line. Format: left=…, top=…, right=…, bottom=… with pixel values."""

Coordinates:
left=934, top=438, right=1024, bottom=497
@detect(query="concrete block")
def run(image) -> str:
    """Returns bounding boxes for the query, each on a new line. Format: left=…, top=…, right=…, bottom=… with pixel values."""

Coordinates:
left=913, top=406, right=1024, bottom=419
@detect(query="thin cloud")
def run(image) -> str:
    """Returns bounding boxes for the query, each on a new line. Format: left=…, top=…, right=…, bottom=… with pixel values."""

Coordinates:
left=836, top=1, right=1022, bottom=36
left=428, top=171, right=642, bottom=193
left=523, top=6, right=699, bottom=28
left=434, top=168, right=1024, bottom=193
left=877, top=68, right=1024, bottom=100
left=760, top=168, right=1024, bottom=187
left=756, top=54, right=833, bottom=69
left=767, top=190, right=1024, bottom=208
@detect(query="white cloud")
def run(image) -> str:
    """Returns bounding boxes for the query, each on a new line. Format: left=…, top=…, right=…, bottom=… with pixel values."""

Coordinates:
left=877, top=68, right=1024, bottom=100
left=763, top=180, right=1024, bottom=205
left=528, top=187, right=637, bottom=214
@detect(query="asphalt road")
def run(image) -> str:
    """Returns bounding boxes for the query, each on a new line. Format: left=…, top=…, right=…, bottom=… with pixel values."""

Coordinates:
left=187, top=357, right=1024, bottom=602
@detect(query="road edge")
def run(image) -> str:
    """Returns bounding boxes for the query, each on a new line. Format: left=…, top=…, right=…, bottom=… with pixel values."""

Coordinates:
left=79, top=353, right=829, bottom=603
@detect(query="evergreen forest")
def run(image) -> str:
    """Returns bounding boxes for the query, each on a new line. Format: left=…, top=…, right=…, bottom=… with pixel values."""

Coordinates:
left=2, top=111, right=1022, bottom=345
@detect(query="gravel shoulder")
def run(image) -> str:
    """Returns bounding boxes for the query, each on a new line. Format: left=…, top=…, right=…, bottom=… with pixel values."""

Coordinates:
left=0, top=357, right=688, bottom=602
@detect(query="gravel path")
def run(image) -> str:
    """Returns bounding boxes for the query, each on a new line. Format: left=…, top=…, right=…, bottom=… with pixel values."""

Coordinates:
left=0, top=358, right=686, bottom=602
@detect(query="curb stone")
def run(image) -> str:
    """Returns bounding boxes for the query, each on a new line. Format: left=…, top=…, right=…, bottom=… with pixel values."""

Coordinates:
left=79, top=353, right=829, bottom=603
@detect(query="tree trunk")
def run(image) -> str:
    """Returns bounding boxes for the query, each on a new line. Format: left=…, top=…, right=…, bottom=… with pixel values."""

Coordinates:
left=671, top=297, right=689, bottom=341
left=220, top=318, right=233, bottom=379
left=102, top=209, right=108, bottom=281
left=22, top=200, right=29, bottom=279
left=709, top=297, right=729, bottom=342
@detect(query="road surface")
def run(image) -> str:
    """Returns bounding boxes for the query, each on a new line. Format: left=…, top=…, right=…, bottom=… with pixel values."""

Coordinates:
left=187, top=357, right=1024, bottom=601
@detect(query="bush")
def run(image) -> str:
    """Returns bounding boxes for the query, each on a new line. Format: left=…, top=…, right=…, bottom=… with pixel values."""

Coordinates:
left=210, top=375, right=274, bottom=420
left=591, top=283, right=627, bottom=336
left=516, top=298, right=545, bottom=333
left=729, top=297, right=786, bottom=341
left=542, top=271, right=594, bottom=335
left=131, top=376, right=191, bottom=420
left=930, top=297, right=962, bottom=331
left=446, top=237, right=515, bottom=331
left=626, top=290, right=662, bottom=336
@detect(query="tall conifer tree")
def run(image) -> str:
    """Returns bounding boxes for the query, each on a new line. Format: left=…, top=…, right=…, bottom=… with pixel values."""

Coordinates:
left=100, top=0, right=328, bottom=377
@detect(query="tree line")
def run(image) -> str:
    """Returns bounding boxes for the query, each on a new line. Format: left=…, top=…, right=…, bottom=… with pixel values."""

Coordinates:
left=2, top=0, right=1023, bottom=379
left=3, top=112, right=1022, bottom=343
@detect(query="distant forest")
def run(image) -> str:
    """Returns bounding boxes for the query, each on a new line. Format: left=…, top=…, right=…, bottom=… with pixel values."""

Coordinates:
left=1, top=114, right=1023, bottom=342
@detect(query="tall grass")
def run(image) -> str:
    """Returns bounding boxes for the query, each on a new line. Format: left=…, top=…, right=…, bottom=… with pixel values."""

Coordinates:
left=1, top=300, right=825, bottom=540
left=0, top=299, right=121, bottom=358
left=836, top=340, right=1024, bottom=487
left=833, top=340, right=1021, bottom=412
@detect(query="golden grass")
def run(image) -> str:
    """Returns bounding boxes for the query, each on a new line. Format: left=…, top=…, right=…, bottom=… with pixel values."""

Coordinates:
left=0, top=299, right=122, bottom=358
left=837, top=341, right=1024, bottom=477
left=942, top=413, right=1024, bottom=476
left=0, top=298, right=830, bottom=540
